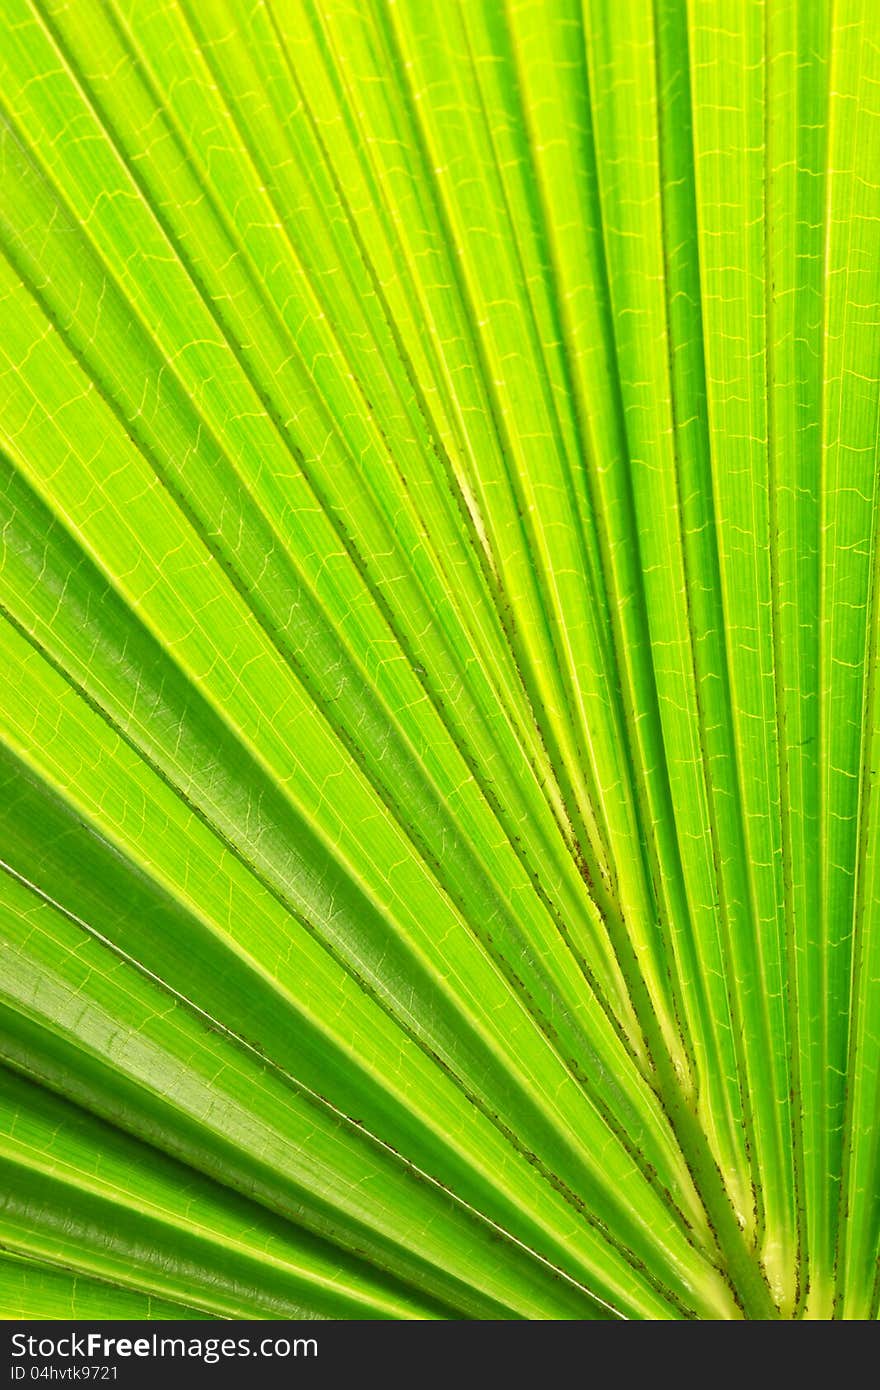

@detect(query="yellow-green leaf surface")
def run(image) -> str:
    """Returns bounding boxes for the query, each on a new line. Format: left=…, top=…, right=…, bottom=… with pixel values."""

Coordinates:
left=1, top=0, right=879, bottom=1321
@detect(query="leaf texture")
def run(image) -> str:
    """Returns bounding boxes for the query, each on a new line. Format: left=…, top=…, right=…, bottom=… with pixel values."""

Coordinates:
left=1, top=0, right=879, bottom=1321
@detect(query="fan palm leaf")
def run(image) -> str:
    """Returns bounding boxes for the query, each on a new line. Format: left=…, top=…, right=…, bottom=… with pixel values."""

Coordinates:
left=1, top=0, right=879, bottom=1321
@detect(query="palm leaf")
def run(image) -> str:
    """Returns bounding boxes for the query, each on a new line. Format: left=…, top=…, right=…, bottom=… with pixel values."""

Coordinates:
left=1, top=0, right=878, bottom=1321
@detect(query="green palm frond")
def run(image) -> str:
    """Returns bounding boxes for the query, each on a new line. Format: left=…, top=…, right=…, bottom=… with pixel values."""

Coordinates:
left=1, top=0, right=879, bottom=1321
